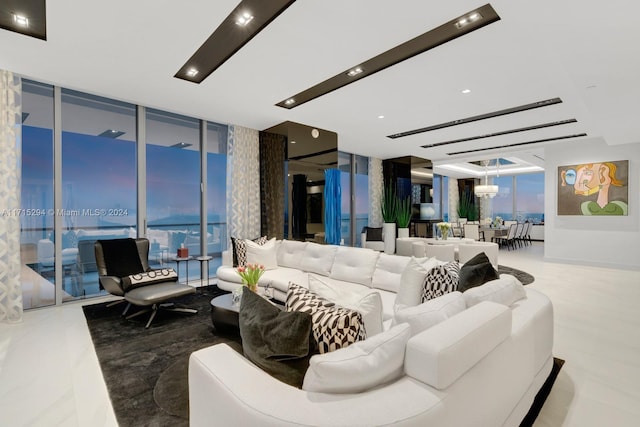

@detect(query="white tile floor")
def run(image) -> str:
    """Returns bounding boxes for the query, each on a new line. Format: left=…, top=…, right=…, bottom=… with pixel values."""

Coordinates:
left=0, top=242, right=639, bottom=426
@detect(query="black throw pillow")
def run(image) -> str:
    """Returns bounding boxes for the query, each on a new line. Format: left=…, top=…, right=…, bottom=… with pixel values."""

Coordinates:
left=99, top=238, right=144, bottom=277
left=239, top=288, right=315, bottom=388
left=458, top=252, right=499, bottom=292
left=365, top=227, right=383, bottom=242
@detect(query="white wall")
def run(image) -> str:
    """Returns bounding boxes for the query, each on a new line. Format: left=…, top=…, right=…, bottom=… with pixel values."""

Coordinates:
left=544, top=137, right=640, bottom=269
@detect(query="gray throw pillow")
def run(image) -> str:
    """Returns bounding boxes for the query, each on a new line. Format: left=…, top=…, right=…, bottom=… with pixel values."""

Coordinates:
left=458, top=252, right=500, bottom=292
left=239, top=288, right=314, bottom=388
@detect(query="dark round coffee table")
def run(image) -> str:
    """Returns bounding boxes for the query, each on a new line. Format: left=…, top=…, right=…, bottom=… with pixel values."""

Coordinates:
left=210, top=294, right=240, bottom=332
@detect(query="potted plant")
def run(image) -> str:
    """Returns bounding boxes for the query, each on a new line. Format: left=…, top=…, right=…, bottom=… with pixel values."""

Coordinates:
left=381, top=182, right=398, bottom=254
left=396, top=195, right=412, bottom=238
left=456, top=193, right=470, bottom=224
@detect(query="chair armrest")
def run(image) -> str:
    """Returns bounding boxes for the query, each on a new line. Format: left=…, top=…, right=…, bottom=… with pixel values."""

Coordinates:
left=99, top=276, right=125, bottom=296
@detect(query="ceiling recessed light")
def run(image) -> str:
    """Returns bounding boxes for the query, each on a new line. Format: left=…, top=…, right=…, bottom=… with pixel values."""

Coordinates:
left=378, top=115, right=385, bottom=119
left=13, top=14, right=29, bottom=27
left=461, top=89, right=471, bottom=94
left=284, top=98, right=295, bottom=105
left=455, top=11, right=483, bottom=29
left=346, top=67, right=363, bottom=77
left=311, top=129, right=320, bottom=138
left=236, top=12, right=254, bottom=26
left=186, top=68, right=199, bottom=77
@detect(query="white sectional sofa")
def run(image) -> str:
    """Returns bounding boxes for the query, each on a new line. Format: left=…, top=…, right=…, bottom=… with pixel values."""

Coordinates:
left=199, top=240, right=554, bottom=426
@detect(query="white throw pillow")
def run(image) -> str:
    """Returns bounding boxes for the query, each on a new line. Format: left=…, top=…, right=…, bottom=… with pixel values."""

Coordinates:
left=302, top=323, right=411, bottom=393
left=463, top=274, right=527, bottom=307
left=308, top=276, right=384, bottom=336
left=392, top=291, right=466, bottom=336
left=394, top=257, right=439, bottom=312
left=245, top=238, right=278, bottom=270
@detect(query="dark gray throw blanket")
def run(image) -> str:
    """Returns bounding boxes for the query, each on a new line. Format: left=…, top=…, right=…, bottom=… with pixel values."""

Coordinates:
left=99, top=238, right=144, bottom=277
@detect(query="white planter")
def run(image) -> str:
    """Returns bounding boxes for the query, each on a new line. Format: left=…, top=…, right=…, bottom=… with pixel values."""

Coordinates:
left=383, top=223, right=396, bottom=254
left=397, top=228, right=409, bottom=238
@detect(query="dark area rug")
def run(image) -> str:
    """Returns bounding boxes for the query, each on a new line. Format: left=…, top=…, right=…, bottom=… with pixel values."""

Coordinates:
left=498, top=264, right=535, bottom=285
left=520, top=357, right=565, bottom=426
left=83, top=285, right=242, bottom=427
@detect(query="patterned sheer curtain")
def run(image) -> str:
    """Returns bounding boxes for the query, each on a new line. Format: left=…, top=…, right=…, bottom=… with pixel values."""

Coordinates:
left=368, top=157, right=383, bottom=227
left=0, top=70, right=23, bottom=323
left=226, top=125, right=261, bottom=245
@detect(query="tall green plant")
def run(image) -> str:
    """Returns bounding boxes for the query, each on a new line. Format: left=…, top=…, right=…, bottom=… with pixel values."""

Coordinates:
left=456, top=192, right=471, bottom=218
left=396, top=195, right=412, bottom=228
left=381, top=182, right=398, bottom=223
left=457, top=191, right=478, bottom=221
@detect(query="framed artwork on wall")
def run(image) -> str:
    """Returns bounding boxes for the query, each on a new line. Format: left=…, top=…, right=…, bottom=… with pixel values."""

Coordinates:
left=557, top=160, right=629, bottom=215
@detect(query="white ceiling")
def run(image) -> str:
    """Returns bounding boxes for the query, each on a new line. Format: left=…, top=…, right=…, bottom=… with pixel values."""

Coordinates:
left=2, top=0, right=639, bottom=178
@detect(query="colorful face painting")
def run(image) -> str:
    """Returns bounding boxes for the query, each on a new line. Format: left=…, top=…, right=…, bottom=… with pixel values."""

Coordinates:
left=558, top=160, right=629, bottom=215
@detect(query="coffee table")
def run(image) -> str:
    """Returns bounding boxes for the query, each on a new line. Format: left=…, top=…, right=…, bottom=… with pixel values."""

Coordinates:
left=210, top=294, right=240, bottom=332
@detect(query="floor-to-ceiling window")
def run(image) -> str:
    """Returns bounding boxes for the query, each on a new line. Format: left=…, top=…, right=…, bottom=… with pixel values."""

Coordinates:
left=354, top=155, right=369, bottom=247
left=493, top=175, right=514, bottom=220
left=146, top=109, right=200, bottom=284
left=515, top=173, right=544, bottom=223
left=20, top=80, right=55, bottom=309
left=338, top=152, right=352, bottom=245
left=61, top=89, right=137, bottom=300
left=206, top=121, right=228, bottom=277
left=19, top=78, right=228, bottom=308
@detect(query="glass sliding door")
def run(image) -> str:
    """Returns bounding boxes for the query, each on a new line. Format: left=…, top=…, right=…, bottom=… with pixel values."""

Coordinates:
left=145, top=109, right=200, bottom=284
left=61, top=89, right=137, bottom=300
left=354, top=155, right=369, bottom=247
left=206, top=121, right=228, bottom=277
left=515, top=173, right=544, bottom=223
left=338, top=152, right=352, bottom=246
left=20, top=80, right=55, bottom=308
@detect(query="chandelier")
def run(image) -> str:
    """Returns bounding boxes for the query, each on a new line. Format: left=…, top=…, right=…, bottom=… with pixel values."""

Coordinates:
left=475, top=159, right=499, bottom=198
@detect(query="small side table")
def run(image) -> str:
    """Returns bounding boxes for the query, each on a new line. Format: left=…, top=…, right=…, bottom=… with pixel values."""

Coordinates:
left=196, top=255, right=213, bottom=288
left=173, top=256, right=192, bottom=285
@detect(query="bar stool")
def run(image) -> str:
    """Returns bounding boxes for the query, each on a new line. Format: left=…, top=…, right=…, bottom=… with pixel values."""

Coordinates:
left=196, top=255, right=213, bottom=288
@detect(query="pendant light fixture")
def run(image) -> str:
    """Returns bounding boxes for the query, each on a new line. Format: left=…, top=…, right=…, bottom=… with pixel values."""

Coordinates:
left=475, top=159, right=499, bottom=198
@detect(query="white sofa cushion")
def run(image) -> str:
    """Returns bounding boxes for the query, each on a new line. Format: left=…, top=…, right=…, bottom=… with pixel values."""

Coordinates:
left=277, top=240, right=308, bottom=269
left=329, top=246, right=379, bottom=287
left=302, top=323, right=410, bottom=393
left=300, top=243, right=338, bottom=276
left=371, top=253, right=411, bottom=293
left=245, top=238, right=278, bottom=270
left=392, top=291, right=466, bottom=336
left=463, top=274, right=527, bottom=308
left=309, top=275, right=384, bottom=336
left=405, top=301, right=512, bottom=390
left=394, top=257, right=439, bottom=312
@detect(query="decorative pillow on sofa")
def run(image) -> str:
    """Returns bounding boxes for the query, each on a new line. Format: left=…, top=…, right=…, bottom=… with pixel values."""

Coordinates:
left=121, top=268, right=178, bottom=291
left=458, top=252, right=499, bottom=293
left=302, top=323, right=410, bottom=393
left=308, top=275, right=384, bottom=336
left=286, top=283, right=366, bottom=353
left=463, top=274, right=526, bottom=307
left=231, top=236, right=267, bottom=267
left=420, top=261, right=460, bottom=303
left=245, top=238, right=278, bottom=270
left=239, top=288, right=315, bottom=388
left=394, top=257, right=439, bottom=312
